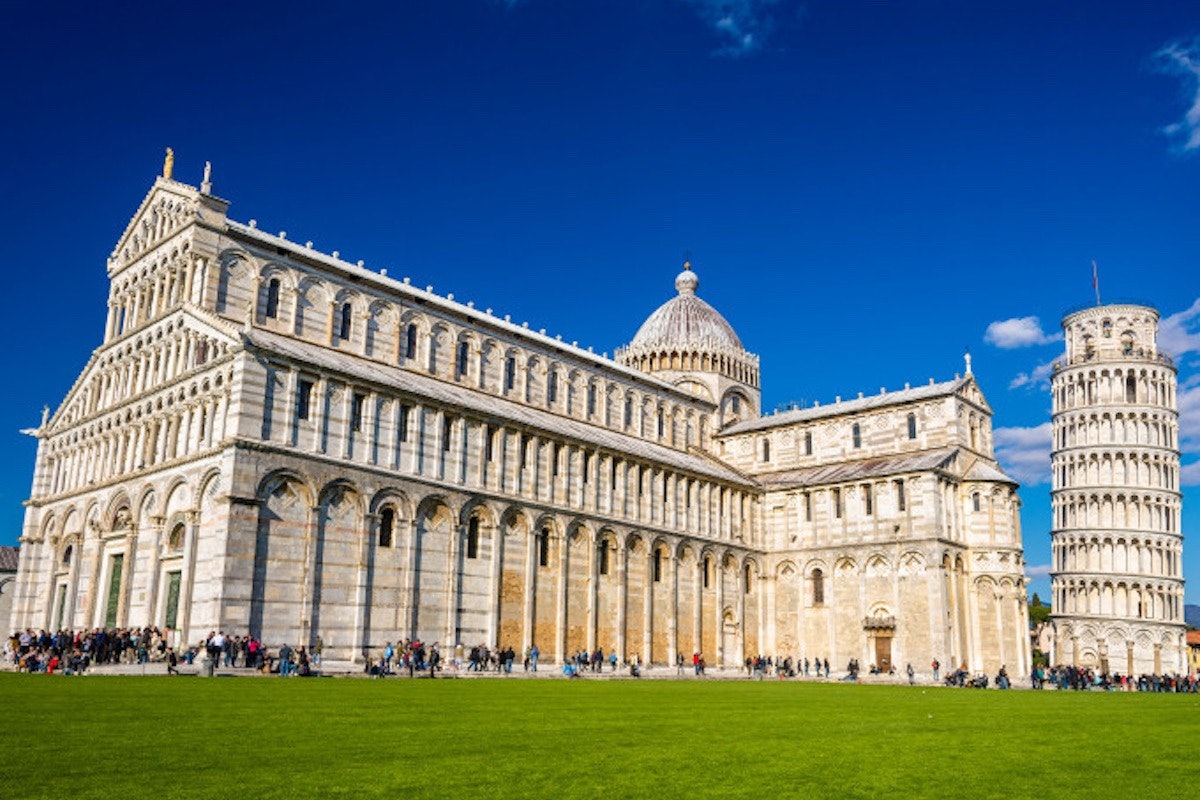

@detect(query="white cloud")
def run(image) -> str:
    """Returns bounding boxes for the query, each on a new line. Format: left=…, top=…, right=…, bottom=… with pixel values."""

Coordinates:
left=1154, top=40, right=1200, bottom=152
left=993, top=422, right=1053, bottom=486
left=1178, top=375, right=1200, bottom=469
left=1009, top=360, right=1056, bottom=390
left=984, top=316, right=1062, bottom=349
left=1025, top=563, right=1053, bottom=579
left=1159, top=297, right=1200, bottom=360
left=498, top=2, right=797, bottom=58
left=677, top=0, right=791, bottom=57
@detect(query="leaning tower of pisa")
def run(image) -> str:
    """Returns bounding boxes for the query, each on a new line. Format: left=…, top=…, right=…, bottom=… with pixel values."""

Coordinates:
left=1049, top=304, right=1186, bottom=675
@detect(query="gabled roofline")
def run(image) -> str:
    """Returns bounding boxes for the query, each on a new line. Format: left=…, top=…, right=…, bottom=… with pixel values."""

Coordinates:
left=38, top=303, right=243, bottom=437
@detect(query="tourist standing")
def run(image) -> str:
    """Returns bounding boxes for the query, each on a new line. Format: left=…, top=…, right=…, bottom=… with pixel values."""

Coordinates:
left=278, top=643, right=294, bottom=677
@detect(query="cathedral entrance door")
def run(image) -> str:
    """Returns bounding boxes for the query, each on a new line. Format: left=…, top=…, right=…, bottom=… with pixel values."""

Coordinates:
left=874, top=635, right=893, bottom=673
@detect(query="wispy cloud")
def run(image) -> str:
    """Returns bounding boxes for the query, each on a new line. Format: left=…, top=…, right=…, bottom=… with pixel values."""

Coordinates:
left=1159, top=297, right=1200, bottom=360
left=1154, top=39, right=1200, bottom=152
left=1162, top=299, right=1200, bottom=484
left=984, top=316, right=1062, bottom=349
left=993, top=422, right=1053, bottom=486
left=1009, top=360, right=1057, bottom=390
left=1025, top=563, right=1053, bottom=580
left=1178, top=373, right=1200, bottom=467
left=677, top=0, right=794, bottom=58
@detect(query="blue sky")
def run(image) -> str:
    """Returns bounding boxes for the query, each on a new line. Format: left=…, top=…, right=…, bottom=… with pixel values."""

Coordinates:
left=1, top=1, right=1198, bottom=601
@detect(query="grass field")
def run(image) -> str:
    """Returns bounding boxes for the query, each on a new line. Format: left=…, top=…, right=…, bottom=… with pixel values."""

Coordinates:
left=2, top=673, right=1195, bottom=799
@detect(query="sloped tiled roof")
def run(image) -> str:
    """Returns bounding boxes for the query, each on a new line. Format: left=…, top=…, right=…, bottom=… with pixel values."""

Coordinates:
left=964, top=460, right=1018, bottom=485
left=243, top=328, right=755, bottom=487
left=755, top=448, right=961, bottom=490
left=0, top=546, right=19, bottom=572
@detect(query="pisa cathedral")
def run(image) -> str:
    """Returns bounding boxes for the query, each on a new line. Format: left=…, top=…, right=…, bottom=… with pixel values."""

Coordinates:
left=10, top=165, right=1031, bottom=675
left=1049, top=304, right=1187, bottom=673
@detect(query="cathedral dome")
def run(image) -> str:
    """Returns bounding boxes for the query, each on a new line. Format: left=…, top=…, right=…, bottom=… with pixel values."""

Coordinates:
left=628, top=265, right=744, bottom=351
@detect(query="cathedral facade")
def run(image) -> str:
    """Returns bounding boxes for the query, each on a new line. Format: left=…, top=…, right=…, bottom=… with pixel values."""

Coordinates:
left=10, top=168, right=1030, bottom=675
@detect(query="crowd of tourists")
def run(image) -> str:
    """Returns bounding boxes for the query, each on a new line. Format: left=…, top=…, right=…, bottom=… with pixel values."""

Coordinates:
left=3, top=627, right=321, bottom=677
left=7, top=627, right=1198, bottom=692
left=362, top=641, right=561, bottom=677
left=742, top=655, right=833, bottom=679
left=1031, top=663, right=1198, bottom=692
left=5, top=627, right=182, bottom=674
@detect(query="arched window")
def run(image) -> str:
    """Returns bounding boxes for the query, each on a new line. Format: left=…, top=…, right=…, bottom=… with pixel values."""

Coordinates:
left=538, top=528, right=550, bottom=567
left=467, top=517, right=480, bottom=559
left=731, top=395, right=741, bottom=413
left=653, top=549, right=662, bottom=582
left=587, top=384, right=597, bottom=416
left=972, top=492, right=981, bottom=512
left=339, top=303, right=352, bottom=340
left=399, top=404, right=410, bottom=441
left=703, top=556, right=712, bottom=588
left=624, top=396, right=633, bottom=428
left=907, top=413, right=917, bottom=440
left=852, top=423, right=861, bottom=449
left=62, top=544, right=73, bottom=565
left=456, top=341, right=469, bottom=378
left=761, top=437, right=770, bottom=462
left=804, top=430, right=813, bottom=455
left=264, top=278, right=280, bottom=319
left=1102, top=320, right=1112, bottom=338
left=1125, top=375, right=1136, bottom=403
left=505, top=357, right=516, bottom=391
left=548, top=371, right=558, bottom=404
left=812, top=568, right=824, bottom=605
left=379, top=507, right=394, bottom=548
left=744, top=564, right=753, bottom=594
left=168, top=523, right=185, bottom=550
left=442, top=415, right=453, bottom=451
left=599, top=541, right=610, bottom=576
left=405, top=324, right=418, bottom=359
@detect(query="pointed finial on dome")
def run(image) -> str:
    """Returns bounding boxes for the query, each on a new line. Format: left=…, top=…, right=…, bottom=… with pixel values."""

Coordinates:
left=675, top=261, right=698, bottom=295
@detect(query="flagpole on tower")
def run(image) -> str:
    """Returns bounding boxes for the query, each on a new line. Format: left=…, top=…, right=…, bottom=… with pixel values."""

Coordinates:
left=1092, top=260, right=1101, bottom=307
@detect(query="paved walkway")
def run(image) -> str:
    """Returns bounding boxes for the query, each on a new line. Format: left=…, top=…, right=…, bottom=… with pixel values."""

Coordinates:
left=26, top=659, right=946, bottom=685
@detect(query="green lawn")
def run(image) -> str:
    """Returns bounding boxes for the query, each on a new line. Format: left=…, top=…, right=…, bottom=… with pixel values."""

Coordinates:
left=2, top=673, right=1195, bottom=799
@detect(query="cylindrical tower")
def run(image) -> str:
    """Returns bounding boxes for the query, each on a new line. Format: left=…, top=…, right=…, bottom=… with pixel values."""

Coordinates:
left=1049, top=303, right=1186, bottom=675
